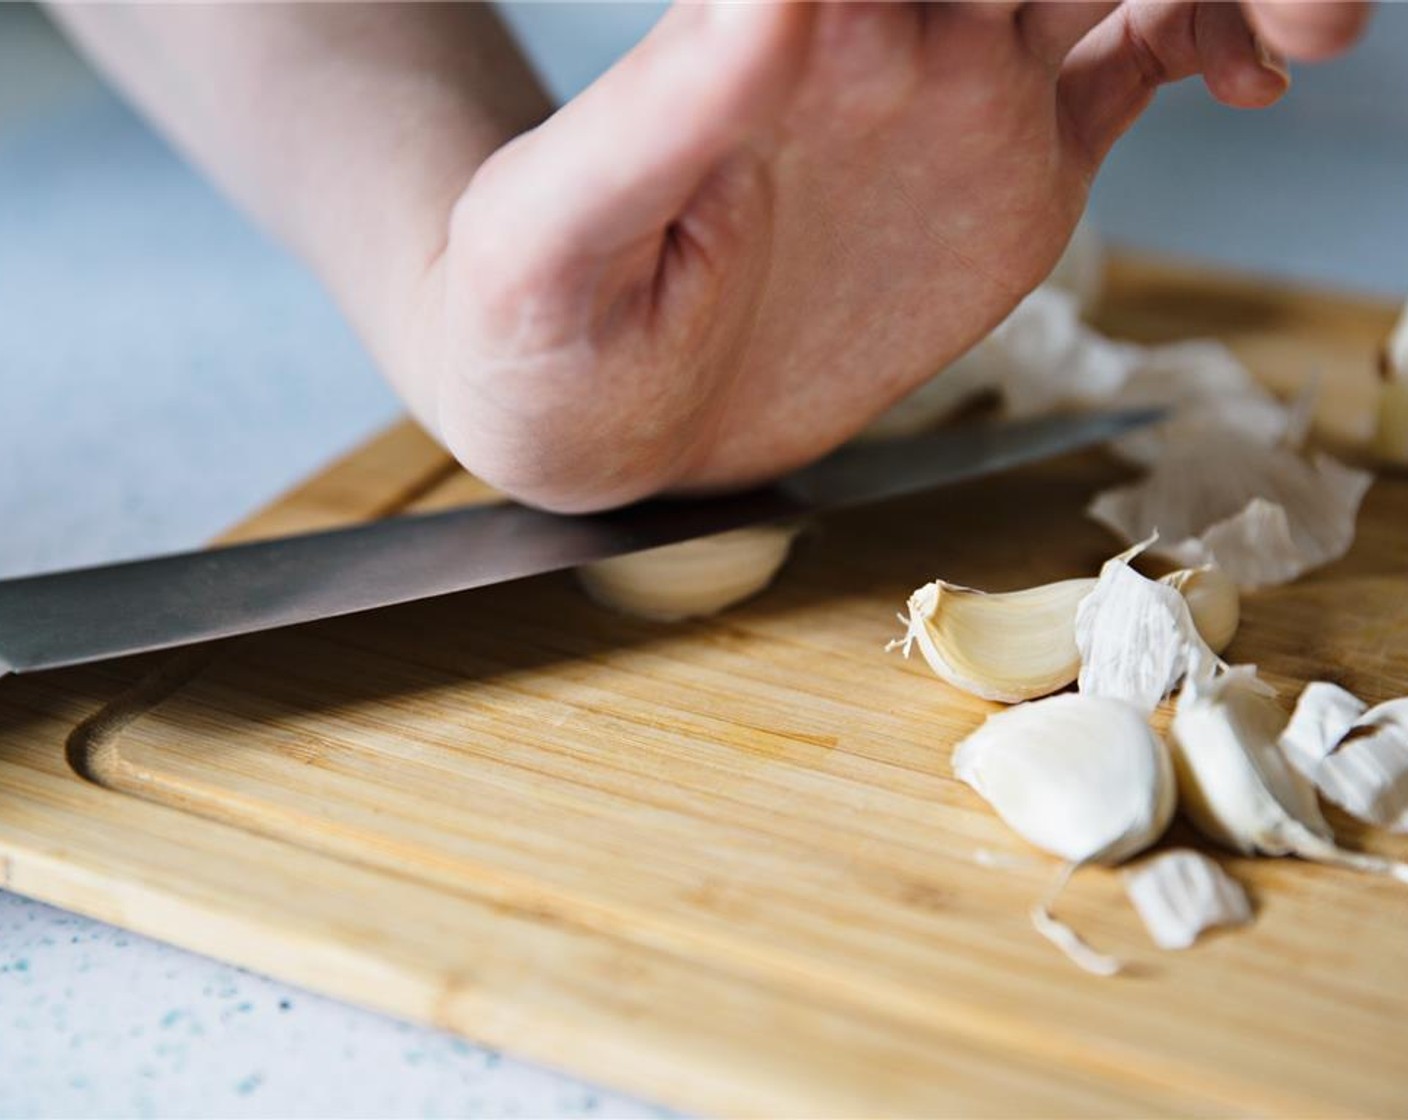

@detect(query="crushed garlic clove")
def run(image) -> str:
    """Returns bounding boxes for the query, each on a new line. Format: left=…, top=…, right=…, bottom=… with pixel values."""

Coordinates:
left=1075, top=544, right=1214, bottom=714
left=887, top=576, right=1095, bottom=703
left=1123, top=849, right=1253, bottom=950
left=577, top=525, right=798, bottom=622
left=1171, top=659, right=1333, bottom=856
left=1172, top=657, right=1408, bottom=883
left=1087, top=431, right=1373, bottom=590
left=1279, top=681, right=1367, bottom=781
left=1314, top=698, right=1408, bottom=834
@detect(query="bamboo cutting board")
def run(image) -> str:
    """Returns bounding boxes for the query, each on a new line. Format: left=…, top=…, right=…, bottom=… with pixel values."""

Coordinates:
left=3, top=256, right=1407, bottom=1116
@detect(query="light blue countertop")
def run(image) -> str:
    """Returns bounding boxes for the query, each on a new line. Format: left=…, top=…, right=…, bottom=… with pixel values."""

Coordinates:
left=1, top=4, right=1405, bottom=1116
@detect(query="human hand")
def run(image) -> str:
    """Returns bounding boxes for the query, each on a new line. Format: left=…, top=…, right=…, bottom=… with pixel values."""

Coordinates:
left=412, top=1, right=1367, bottom=512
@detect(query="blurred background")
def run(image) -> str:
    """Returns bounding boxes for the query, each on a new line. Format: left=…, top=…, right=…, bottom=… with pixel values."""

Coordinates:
left=1, top=4, right=1406, bottom=1116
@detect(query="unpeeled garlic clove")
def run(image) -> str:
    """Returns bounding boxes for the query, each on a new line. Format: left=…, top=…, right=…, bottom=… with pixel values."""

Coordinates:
left=1159, top=566, right=1240, bottom=655
left=1278, top=680, right=1366, bottom=781
left=1123, top=849, right=1252, bottom=950
left=1313, top=697, right=1408, bottom=834
left=888, top=577, right=1095, bottom=703
left=577, top=525, right=798, bottom=622
left=1075, top=545, right=1214, bottom=714
left=1171, top=657, right=1408, bottom=883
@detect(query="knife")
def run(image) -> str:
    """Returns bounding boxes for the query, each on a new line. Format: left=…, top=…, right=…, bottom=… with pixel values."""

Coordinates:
left=0, top=409, right=1156, bottom=676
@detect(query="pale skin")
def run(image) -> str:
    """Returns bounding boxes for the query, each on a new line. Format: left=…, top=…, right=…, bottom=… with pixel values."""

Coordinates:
left=52, top=2, right=1369, bottom=512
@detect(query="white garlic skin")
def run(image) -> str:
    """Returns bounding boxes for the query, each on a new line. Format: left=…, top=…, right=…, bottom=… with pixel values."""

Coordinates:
left=1279, top=680, right=1366, bottom=781
left=577, top=525, right=798, bottom=622
left=1076, top=554, right=1210, bottom=715
left=953, top=694, right=1175, bottom=866
left=1313, top=697, right=1408, bottom=833
left=1160, top=566, right=1240, bottom=655
left=1123, top=849, right=1252, bottom=950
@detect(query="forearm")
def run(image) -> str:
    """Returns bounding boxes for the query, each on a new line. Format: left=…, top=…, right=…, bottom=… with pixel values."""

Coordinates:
left=49, top=2, right=551, bottom=422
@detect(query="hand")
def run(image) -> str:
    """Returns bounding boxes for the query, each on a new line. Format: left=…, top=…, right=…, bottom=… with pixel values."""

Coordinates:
left=412, top=1, right=1367, bottom=512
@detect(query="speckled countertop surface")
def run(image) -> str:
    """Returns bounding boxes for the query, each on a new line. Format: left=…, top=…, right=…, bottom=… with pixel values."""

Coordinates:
left=2, top=4, right=1405, bottom=1116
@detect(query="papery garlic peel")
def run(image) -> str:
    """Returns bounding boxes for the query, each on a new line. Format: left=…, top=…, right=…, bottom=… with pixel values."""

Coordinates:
left=1075, top=549, right=1215, bottom=714
left=1159, top=566, right=1239, bottom=655
left=1314, top=697, right=1408, bottom=834
left=1123, top=849, right=1252, bottom=950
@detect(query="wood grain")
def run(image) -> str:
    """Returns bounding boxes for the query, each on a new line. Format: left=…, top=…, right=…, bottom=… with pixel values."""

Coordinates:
left=3, top=254, right=1406, bottom=1116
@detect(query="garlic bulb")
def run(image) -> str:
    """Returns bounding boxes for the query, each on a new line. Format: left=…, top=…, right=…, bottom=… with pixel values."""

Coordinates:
left=954, top=694, right=1175, bottom=974
left=1279, top=680, right=1366, bottom=781
left=1313, top=697, right=1408, bottom=834
left=577, top=525, right=798, bottom=622
left=1171, top=659, right=1408, bottom=882
left=953, top=694, right=1176, bottom=867
left=1158, top=566, right=1240, bottom=655
left=1371, top=301, right=1408, bottom=463
left=888, top=577, right=1095, bottom=702
left=1075, top=548, right=1214, bottom=714
left=1123, top=849, right=1252, bottom=950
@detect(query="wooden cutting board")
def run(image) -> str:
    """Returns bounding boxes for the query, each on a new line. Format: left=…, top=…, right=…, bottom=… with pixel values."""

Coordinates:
left=3, top=256, right=1406, bottom=1117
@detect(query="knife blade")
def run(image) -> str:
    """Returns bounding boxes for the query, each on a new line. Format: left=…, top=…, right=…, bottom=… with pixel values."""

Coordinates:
left=0, top=408, right=1157, bottom=675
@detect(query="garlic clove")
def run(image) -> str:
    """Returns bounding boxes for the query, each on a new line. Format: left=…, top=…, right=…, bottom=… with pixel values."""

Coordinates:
left=888, top=577, right=1095, bottom=703
left=954, top=693, right=1174, bottom=975
left=1075, top=546, right=1214, bottom=714
left=1371, top=301, right=1408, bottom=463
left=1123, top=849, right=1253, bottom=950
left=1313, top=697, right=1408, bottom=834
left=1278, top=681, right=1367, bottom=781
left=1159, top=566, right=1240, bottom=655
left=1171, top=657, right=1408, bottom=882
left=952, top=694, right=1176, bottom=866
left=577, top=525, right=798, bottom=622
left=1087, top=429, right=1372, bottom=590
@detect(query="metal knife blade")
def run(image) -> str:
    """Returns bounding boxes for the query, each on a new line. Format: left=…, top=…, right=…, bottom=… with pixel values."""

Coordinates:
left=0, top=408, right=1157, bottom=675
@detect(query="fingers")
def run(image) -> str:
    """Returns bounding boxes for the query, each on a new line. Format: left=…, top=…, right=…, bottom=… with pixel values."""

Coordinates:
left=460, top=2, right=811, bottom=266
left=1194, top=0, right=1289, bottom=107
left=1058, top=1, right=1291, bottom=164
left=1019, top=1, right=1120, bottom=67
left=1241, top=0, right=1371, bottom=61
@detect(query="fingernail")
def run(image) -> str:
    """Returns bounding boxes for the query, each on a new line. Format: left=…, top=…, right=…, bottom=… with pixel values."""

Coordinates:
left=1254, top=35, right=1291, bottom=84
